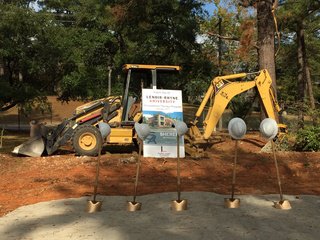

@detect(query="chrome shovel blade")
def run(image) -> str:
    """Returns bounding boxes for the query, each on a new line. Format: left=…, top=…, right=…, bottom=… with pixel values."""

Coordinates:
left=12, top=136, right=45, bottom=157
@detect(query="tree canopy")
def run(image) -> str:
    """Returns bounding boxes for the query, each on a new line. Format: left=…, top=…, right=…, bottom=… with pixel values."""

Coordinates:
left=0, top=0, right=319, bottom=122
left=0, top=0, right=212, bottom=110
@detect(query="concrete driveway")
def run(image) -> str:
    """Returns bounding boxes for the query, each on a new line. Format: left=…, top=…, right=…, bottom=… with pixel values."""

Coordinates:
left=0, top=192, right=319, bottom=240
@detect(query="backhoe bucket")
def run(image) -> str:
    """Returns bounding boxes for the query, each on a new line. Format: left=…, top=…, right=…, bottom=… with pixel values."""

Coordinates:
left=12, top=136, right=45, bottom=157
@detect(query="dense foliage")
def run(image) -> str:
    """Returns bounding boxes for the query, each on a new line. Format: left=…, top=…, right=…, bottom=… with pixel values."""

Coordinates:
left=202, top=0, right=319, bottom=124
left=0, top=0, right=212, bottom=109
left=294, top=126, right=320, bottom=151
left=0, top=0, right=319, bottom=142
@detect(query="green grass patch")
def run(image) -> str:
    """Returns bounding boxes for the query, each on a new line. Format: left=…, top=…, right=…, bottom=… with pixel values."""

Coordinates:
left=0, top=130, right=30, bottom=154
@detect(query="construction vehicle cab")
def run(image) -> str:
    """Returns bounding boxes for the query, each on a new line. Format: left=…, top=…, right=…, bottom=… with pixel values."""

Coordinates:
left=120, top=64, right=181, bottom=123
left=99, top=64, right=181, bottom=147
left=13, top=64, right=181, bottom=157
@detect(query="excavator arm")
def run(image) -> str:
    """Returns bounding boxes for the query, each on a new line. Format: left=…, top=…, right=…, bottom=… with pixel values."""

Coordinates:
left=186, top=69, right=284, bottom=157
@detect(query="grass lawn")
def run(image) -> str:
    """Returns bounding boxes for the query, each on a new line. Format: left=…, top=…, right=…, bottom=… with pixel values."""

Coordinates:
left=0, top=130, right=30, bottom=154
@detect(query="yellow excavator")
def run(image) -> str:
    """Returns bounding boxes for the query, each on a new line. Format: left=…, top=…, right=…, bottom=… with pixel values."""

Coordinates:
left=184, top=69, right=286, bottom=158
left=13, top=65, right=284, bottom=158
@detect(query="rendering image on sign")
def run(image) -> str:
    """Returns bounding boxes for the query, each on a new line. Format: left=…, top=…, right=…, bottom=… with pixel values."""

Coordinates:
left=142, top=89, right=185, bottom=158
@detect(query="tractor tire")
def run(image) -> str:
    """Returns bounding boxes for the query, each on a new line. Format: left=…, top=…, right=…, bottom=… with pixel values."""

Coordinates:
left=72, top=124, right=102, bottom=156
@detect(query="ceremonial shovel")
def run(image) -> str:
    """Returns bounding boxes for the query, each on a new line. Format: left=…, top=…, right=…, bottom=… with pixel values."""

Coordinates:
left=171, top=121, right=189, bottom=211
left=127, top=123, right=150, bottom=211
left=86, top=122, right=111, bottom=213
left=260, top=118, right=291, bottom=210
left=224, top=118, right=246, bottom=208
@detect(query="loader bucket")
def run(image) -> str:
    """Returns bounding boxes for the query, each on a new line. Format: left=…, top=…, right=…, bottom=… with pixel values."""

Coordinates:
left=12, top=136, right=45, bottom=157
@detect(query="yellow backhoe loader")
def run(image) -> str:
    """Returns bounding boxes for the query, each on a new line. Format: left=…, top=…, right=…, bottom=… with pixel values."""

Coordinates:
left=13, top=64, right=180, bottom=157
left=13, top=65, right=284, bottom=158
left=184, top=69, right=286, bottom=158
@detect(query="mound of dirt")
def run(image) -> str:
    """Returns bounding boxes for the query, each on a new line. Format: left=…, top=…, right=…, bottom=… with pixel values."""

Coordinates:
left=1, top=133, right=319, bottom=216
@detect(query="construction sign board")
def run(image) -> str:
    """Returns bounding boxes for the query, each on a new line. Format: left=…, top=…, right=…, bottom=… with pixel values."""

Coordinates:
left=142, top=89, right=185, bottom=158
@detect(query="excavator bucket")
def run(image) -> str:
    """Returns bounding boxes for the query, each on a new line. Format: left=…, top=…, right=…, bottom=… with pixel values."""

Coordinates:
left=12, top=136, right=45, bottom=157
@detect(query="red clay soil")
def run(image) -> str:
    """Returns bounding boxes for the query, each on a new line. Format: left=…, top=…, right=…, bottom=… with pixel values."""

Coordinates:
left=1, top=133, right=320, bottom=216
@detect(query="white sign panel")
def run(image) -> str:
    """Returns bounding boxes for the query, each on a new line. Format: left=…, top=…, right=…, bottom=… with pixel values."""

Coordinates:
left=142, top=89, right=185, bottom=158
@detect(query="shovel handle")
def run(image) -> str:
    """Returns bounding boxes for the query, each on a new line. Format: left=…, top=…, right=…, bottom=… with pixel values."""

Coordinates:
left=93, top=145, right=102, bottom=202
left=231, top=140, right=238, bottom=200
left=177, top=135, right=181, bottom=201
left=272, top=141, right=283, bottom=201
left=133, top=138, right=142, bottom=203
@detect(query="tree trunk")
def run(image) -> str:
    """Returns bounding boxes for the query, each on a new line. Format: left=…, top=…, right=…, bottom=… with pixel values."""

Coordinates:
left=0, top=59, right=4, bottom=76
left=304, top=65, right=315, bottom=110
left=108, top=66, right=112, bottom=96
left=296, top=22, right=305, bottom=128
left=257, top=0, right=277, bottom=120
left=257, top=0, right=276, bottom=92
left=298, top=21, right=316, bottom=125
left=300, top=29, right=316, bottom=110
